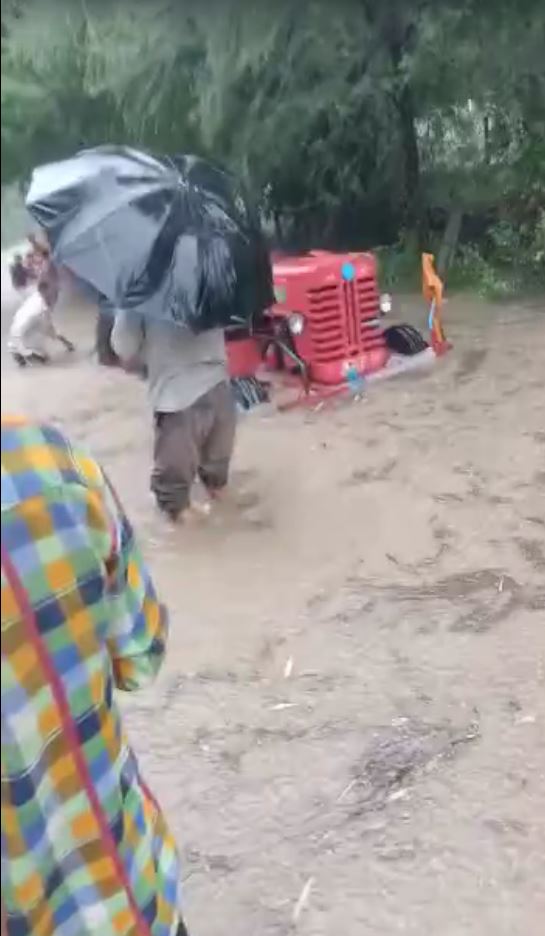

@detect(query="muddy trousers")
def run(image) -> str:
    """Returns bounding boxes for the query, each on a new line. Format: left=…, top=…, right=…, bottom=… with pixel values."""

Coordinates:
left=151, top=381, right=237, bottom=519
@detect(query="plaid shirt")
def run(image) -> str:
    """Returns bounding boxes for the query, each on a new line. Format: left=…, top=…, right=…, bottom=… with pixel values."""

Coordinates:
left=1, top=417, right=181, bottom=936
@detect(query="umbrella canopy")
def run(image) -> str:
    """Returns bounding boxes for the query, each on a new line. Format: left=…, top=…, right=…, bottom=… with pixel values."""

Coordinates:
left=26, top=146, right=273, bottom=332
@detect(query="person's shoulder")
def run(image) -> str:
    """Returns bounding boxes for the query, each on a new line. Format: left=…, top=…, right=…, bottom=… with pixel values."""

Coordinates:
left=1, top=418, right=104, bottom=509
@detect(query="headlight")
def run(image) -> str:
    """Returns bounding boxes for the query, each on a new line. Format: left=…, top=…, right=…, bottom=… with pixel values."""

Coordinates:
left=379, top=292, right=392, bottom=315
left=288, top=312, right=305, bottom=336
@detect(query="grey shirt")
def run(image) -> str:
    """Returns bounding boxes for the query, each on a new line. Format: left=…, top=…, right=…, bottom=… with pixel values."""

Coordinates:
left=111, top=311, right=227, bottom=413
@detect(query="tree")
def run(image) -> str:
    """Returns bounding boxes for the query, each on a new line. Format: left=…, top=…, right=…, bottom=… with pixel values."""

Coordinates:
left=2, top=0, right=544, bottom=277
left=1, top=0, right=123, bottom=185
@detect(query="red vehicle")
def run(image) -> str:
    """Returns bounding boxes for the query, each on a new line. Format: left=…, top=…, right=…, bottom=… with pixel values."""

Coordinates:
left=95, top=247, right=444, bottom=408
left=226, top=249, right=391, bottom=405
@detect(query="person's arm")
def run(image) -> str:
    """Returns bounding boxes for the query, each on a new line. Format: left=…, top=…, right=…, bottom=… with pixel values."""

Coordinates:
left=79, top=454, right=168, bottom=690
left=103, top=481, right=168, bottom=690
left=111, top=309, right=145, bottom=371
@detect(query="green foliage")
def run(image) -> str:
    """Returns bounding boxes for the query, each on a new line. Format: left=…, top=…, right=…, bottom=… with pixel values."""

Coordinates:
left=374, top=242, right=422, bottom=291
left=448, top=245, right=519, bottom=299
left=1, top=0, right=123, bottom=184
left=2, top=0, right=544, bottom=290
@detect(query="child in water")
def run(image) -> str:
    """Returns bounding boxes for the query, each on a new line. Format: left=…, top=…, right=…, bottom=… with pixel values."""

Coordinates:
left=7, top=258, right=75, bottom=366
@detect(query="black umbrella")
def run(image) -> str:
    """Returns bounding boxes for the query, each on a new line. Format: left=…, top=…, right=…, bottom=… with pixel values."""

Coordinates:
left=25, top=145, right=273, bottom=332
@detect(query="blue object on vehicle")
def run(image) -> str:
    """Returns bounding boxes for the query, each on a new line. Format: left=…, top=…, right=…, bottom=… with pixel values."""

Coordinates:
left=341, top=261, right=355, bottom=281
left=428, top=299, right=436, bottom=331
left=345, top=364, right=365, bottom=395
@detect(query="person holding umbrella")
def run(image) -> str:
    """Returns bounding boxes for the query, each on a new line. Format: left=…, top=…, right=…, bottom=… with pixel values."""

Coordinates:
left=111, top=309, right=236, bottom=521
left=25, top=146, right=274, bottom=519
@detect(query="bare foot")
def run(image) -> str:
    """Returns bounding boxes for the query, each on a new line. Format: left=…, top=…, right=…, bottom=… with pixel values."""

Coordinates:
left=204, top=486, right=260, bottom=512
left=206, top=486, right=226, bottom=502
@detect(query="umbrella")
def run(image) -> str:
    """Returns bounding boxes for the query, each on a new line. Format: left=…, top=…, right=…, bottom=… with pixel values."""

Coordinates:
left=25, top=145, right=273, bottom=332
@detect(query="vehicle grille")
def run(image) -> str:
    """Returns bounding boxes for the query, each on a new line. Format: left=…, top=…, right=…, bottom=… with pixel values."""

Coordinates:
left=307, top=277, right=384, bottom=363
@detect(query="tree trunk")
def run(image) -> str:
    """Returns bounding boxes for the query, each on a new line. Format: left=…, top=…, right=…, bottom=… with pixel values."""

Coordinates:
left=368, top=0, right=428, bottom=249
left=395, top=80, right=427, bottom=249
left=437, top=206, right=463, bottom=279
left=273, top=210, right=284, bottom=246
left=483, top=113, right=492, bottom=164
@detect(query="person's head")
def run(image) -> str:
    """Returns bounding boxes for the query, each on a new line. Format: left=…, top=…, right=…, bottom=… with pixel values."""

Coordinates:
left=28, top=232, right=49, bottom=256
left=12, top=253, right=23, bottom=264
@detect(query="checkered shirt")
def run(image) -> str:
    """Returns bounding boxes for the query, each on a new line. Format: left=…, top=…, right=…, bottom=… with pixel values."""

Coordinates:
left=1, top=416, right=181, bottom=936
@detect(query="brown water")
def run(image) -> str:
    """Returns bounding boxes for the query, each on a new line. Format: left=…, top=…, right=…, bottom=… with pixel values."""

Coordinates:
left=2, top=276, right=545, bottom=935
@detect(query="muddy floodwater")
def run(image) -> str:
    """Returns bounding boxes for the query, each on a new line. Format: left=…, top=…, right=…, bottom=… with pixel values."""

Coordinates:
left=2, top=270, right=545, bottom=935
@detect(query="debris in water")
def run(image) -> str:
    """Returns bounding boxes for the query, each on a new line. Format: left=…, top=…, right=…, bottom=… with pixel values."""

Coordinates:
left=292, top=876, right=314, bottom=925
left=231, top=376, right=269, bottom=411
left=350, top=717, right=480, bottom=813
left=336, top=778, right=358, bottom=803
left=377, top=842, right=416, bottom=861
left=284, top=656, right=294, bottom=678
left=515, top=713, right=536, bottom=725
left=388, top=788, right=410, bottom=802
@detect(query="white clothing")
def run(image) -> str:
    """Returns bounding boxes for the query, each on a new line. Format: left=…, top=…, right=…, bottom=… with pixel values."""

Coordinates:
left=8, top=291, right=55, bottom=358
